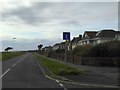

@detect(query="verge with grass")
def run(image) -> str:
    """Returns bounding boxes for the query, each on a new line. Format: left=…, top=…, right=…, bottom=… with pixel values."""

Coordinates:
left=1, top=51, right=25, bottom=61
left=33, top=53, right=85, bottom=75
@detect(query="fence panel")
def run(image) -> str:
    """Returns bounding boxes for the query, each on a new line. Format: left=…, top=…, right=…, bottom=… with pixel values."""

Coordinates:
left=48, top=53, right=119, bottom=67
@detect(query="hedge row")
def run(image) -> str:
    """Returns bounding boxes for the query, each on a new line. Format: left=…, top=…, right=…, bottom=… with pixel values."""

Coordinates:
left=71, top=40, right=120, bottom=57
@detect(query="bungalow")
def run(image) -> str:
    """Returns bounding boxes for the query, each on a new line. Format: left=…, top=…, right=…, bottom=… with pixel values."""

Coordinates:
left=78, top=29, right=118, bottom=45
left=42, top=46, right=52, bottom=52
left=78, top=31, right=98, bottom=45
left=93, top=29, right=117, bottom=45
left=71, top=35, right=82, bottom=49
left=52, top=43, right=60, bottom=51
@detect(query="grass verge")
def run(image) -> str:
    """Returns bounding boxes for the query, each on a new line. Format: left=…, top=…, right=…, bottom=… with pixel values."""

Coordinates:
left=1, top=51, right=25, bottom=61
left=33, top=53, right=85, bottom=75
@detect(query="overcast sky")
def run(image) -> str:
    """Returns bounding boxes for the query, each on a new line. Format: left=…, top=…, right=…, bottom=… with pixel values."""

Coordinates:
left=0, top=0, right=119, bottom=51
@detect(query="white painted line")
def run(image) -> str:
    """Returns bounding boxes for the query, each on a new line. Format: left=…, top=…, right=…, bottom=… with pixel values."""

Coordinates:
left=37, top=62, right=46, bottom=75
left=56, top=80, right=60, bottom=83
left=37, top=61, right=68, bottom=90
left=60, top=80, right=118, bottom=88
left=12, top=64, right=16, bottom=67
left=17, top=61, right=20, bottom=63
left=0, top=69, right=10, bottom=78
left=59, top=83, right=64, bottom=87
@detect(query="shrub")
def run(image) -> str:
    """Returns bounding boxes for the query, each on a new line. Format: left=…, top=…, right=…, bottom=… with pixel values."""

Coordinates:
left=72, top=44, right=92, bottom=56
left=71, top=40, right=120, bottom=57
left=87, top=40, right=120, bottom=57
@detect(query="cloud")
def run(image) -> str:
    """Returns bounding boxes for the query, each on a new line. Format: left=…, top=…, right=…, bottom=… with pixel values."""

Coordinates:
left=0, top=2, right=118, bottom=51
left=2, top=2, right=117, bottom=26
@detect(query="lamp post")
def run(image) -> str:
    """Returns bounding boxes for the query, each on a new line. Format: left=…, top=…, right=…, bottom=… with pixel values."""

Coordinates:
left=13, top=38, right=16, bottom=51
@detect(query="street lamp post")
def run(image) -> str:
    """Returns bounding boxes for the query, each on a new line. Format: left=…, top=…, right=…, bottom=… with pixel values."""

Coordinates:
left=13, top=38, right=16, bottom=51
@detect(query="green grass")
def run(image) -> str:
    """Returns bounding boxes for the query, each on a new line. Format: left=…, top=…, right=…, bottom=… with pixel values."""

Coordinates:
left=1, top=51, right=25, bottom=61
left=33, top=53, right=85, bottom=75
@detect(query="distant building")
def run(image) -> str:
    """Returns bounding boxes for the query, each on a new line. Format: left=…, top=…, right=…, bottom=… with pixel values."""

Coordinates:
left=52, top=43, right=60, bottom=51
left=78, top=31, right=97, bottom=45
left=71, top=35, right=82, bottom=49
left=93, top=29, right=117, bottom=44
left=78, top=29, right=118, bottom=45
left=42, top=46, right=52, bottom=52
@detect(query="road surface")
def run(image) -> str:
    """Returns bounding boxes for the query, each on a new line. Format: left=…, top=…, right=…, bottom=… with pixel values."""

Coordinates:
left=1, top=53, right=119, bottom=90
left=2, top=53, right=63, bottom=88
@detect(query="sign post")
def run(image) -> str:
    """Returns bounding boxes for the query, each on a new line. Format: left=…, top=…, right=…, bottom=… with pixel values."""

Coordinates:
left=63, top=32, right=70, bottom=72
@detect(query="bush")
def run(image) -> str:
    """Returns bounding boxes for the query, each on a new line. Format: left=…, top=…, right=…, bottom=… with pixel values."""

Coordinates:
left=71, top=40, right=120, bottom=57
left=71, top=44, right=92, bottom=56
left=87, top=40, right=120, bottom=57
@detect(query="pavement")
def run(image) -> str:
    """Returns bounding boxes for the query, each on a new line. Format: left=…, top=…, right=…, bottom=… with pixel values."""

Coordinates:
left=40, top=55, right=119, bottom=88
left=2, top=53, right=63, bottom=88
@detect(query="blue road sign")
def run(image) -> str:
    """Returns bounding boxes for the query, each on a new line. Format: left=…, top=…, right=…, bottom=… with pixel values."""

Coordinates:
left=63, top=32, right=70, bottom=41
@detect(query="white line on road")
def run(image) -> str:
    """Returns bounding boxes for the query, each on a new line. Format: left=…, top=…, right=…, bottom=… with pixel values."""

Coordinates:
left=56, top=80, right=60, bottom=83
left=60, top=80, right=118, bottom=88
left=59, top=83, right=64, bottom=87
left=0, top=69, right=10, bottom=78
left=37, top=61, right=68, bottom=90
left=1, top=55, right=26, bottom=78
left=12, top=64, right=16, bottom=67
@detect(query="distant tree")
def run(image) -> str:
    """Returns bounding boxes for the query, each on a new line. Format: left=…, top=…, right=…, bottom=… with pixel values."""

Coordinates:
left=38, top=44, right=43, bottom=51
left=4, top=47, right=13, bottom=52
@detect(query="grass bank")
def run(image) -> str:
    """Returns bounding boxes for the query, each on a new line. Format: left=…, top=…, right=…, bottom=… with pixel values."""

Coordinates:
left=1, top=51, right=25, bottom=61
left=33, top=53, right=85, bottom=75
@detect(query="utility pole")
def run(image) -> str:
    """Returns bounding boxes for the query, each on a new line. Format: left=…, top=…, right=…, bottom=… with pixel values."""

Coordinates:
left=13, top=38, right=16, bottom=51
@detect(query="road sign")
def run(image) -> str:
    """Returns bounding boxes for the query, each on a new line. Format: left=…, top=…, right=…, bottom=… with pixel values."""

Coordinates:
left=63, top=32, right=70, bottom=72
left=63, top=32, right=70, bottom=41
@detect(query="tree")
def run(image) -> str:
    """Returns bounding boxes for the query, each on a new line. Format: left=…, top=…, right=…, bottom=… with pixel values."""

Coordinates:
left=4, top=47, right=13, bottom=52
left=38, top=44, right=43, bottom=51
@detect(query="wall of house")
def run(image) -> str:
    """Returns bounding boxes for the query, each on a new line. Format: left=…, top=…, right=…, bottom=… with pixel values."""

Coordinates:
left=52, top=45, right=59, bottom=51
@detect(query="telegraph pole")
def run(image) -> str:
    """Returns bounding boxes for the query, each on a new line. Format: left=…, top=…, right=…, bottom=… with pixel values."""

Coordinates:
left=13, top=38, right=16, bottom=51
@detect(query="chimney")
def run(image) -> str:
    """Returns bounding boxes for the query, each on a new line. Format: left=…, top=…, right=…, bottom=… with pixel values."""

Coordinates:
left=79, top=34, right=82, bottom=38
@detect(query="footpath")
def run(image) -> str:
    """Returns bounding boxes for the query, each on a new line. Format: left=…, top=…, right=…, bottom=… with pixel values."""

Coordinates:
left=36, top=54, right=119, bottom=88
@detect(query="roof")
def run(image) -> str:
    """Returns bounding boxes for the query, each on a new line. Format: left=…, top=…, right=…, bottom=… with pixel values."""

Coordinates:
left=83, top=31, right=98, bottom=39
left=53, top=43, right=60, bottom=46
left=72, top=35, right=82, bottom=43
left=96, top=29, right=116, bottom=38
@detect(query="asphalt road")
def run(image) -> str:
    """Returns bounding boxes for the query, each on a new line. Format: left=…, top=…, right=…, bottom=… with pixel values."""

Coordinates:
left=1, top=52, right=119, bottom=90
left=2, top=53, right=63, bottom=88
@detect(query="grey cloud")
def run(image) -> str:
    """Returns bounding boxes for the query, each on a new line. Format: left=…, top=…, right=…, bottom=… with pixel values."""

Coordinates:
left=2, top=2, right=117, bottom=26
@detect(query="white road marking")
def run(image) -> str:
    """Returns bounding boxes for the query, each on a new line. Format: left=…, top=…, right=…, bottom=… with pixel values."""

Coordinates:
left=1, top=55, right=26, bottom=78
left=37, top=60, right=68, bottom=90
left=12, top=64, right=16, bottom=67
left=56, top=80, right=60, bottom=83
left=17, top=61, right=20, bottom=63
left=0, top=69, right=10, bottom=78
left=60, top=80, right=118, bottom=88
left=37, top=62, right=46, bottom=75
left=59, top=83, right=64, bottom=87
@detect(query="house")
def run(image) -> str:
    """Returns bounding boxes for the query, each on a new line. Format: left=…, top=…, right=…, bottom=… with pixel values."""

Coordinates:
left=78, top=29, right=118, bottom=45
left=58, top=42, right=65, bottom=50
left=114, top=31, right=120, bottom=40
left=78, top=31, right=98, bottom=45
left=93, top=29, right=117, bottom=44
left=71, top=35, right=82, bottom=49
left=52, top=43, right=60, bottom=51
left=42, top=46, right=52, bottom=52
